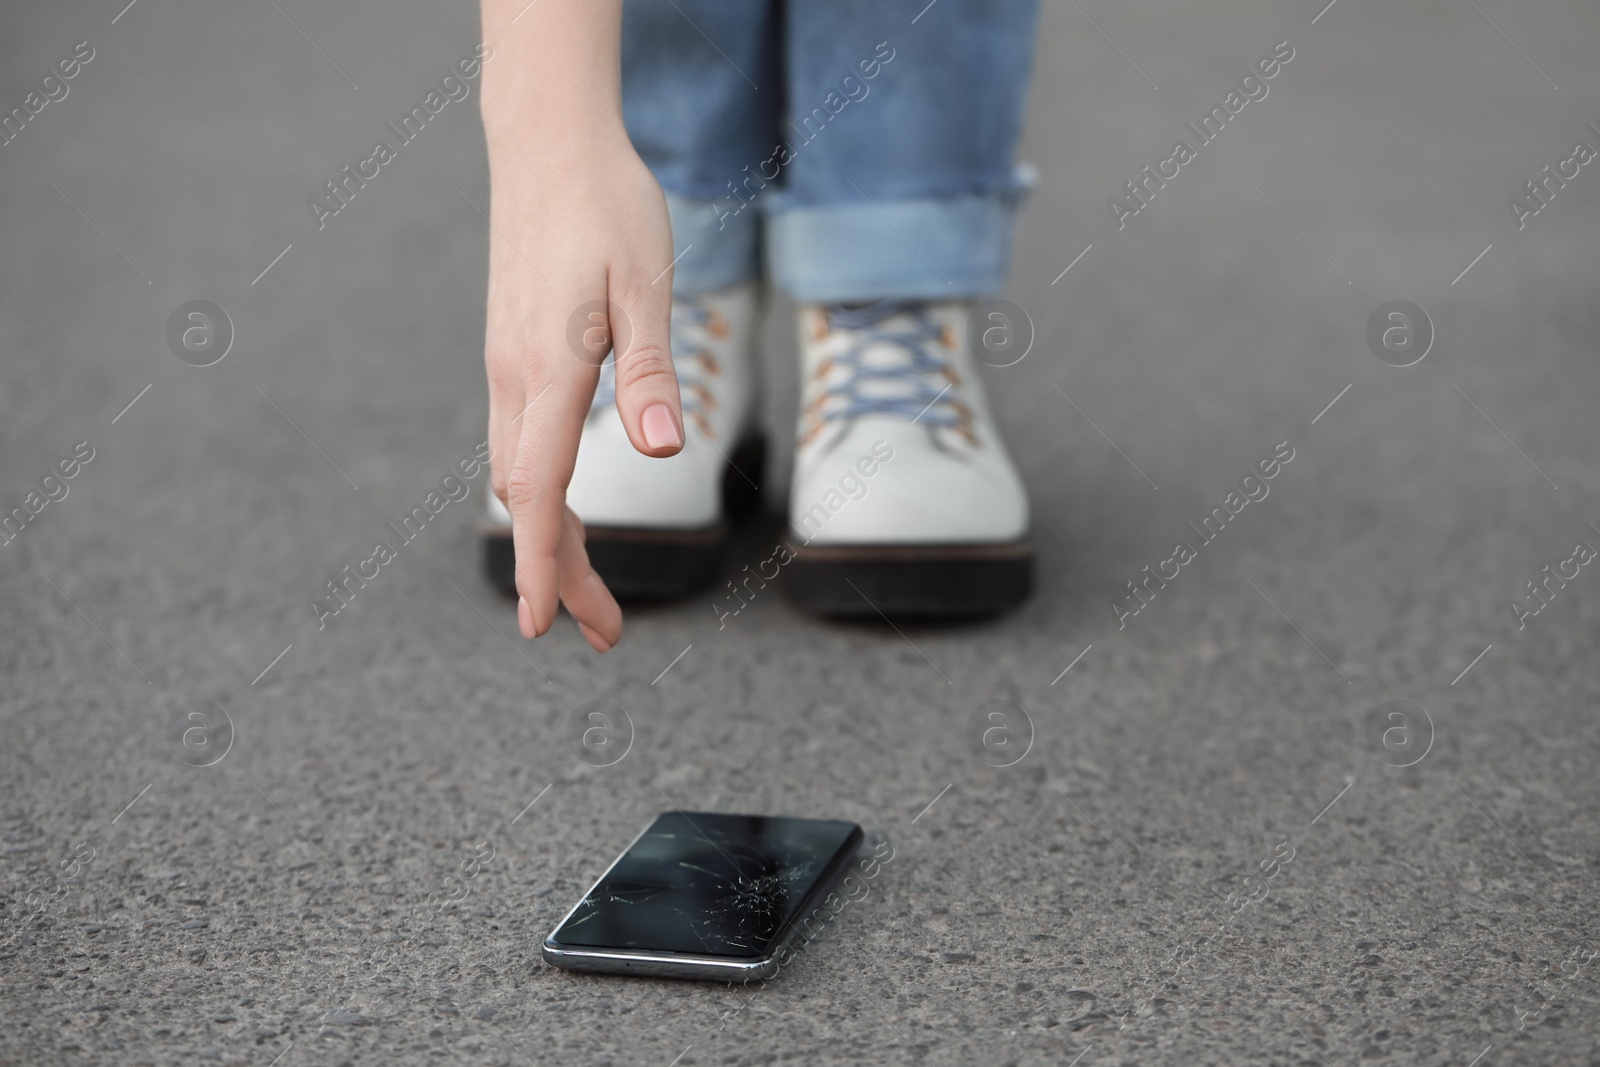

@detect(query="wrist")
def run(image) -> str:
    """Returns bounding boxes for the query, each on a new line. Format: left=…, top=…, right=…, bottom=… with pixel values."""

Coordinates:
left=479, top=0, right=625, bottom=145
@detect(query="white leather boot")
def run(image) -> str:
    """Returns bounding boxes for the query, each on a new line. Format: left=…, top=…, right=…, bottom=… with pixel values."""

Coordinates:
left=484, top=281, right=763, bottom=599
left=786, top=299, right=1032, bottom=616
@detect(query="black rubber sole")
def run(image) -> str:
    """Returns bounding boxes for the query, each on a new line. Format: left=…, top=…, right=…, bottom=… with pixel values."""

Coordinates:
left=483, top=435, right=765, bottom=601
left=785, top=539, right=1033, bottom=619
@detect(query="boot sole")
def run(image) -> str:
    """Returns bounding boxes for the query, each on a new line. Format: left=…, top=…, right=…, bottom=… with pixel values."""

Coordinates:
left=786, top=538, right=1033, bottom=619
left=482, top=434, right=765, bottom=601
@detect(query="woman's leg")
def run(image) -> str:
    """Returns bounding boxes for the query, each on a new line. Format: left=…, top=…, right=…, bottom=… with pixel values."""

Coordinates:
left=767, top=0, right=1041, bottom=302
left=622, top=0, right=783, bottom=295
left=771, top=0, right=1042, bottom=617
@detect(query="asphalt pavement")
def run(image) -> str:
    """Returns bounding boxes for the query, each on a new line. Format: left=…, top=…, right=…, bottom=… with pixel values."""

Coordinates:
left=3, top=0, right=1599, bottom=1064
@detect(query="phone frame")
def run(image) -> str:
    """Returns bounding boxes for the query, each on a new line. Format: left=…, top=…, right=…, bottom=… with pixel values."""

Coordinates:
left=542, top=814, right=864, bottom=982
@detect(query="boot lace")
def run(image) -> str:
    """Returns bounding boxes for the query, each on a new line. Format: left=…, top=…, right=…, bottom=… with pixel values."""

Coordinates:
left=801, top=302, right=974, bottom=447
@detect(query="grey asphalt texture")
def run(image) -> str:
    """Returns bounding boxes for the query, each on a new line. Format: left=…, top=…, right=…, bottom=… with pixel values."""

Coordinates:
left=4, top=1, right=1600, bottom=1064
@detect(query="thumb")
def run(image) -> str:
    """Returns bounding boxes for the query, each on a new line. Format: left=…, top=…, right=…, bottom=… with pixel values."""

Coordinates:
left=608, top=267, right=684, bottom=458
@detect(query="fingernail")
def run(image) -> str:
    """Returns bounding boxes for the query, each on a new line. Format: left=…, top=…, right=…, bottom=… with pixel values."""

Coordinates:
left=641, top=403, right=682, bottom=450
left=517, top=596, right=534, bottom=639
left=578, top=622, right=613, bottom=653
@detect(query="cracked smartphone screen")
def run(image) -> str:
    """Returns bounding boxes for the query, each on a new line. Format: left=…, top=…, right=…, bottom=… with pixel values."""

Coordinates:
left=550, top=812, right=861, bottom=958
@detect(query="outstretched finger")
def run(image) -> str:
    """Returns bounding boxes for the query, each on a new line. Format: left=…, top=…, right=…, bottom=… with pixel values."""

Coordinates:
left=556, top=507, right=621, bottom=652
left=507, top=365, right=590, bottom=639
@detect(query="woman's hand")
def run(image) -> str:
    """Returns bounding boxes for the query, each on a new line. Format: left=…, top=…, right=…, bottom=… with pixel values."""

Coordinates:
left=480, top=0, right=681, bottom=652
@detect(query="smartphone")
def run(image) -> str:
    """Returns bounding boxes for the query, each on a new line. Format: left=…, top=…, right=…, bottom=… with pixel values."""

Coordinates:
left=542, top=810, right=864, bottom=981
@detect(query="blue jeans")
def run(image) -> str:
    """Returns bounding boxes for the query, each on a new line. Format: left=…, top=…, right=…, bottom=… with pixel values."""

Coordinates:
left=622, top=0, right=1040, bottom=302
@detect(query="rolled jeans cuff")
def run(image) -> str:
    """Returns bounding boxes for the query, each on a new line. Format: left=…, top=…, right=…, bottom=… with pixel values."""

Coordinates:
left=767, top=189, right=1023, bottom=304
left=663, top=191, right=761, bottom=297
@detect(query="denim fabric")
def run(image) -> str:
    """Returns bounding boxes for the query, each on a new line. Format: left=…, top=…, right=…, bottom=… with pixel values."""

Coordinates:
left=621, top=0, right=1040, bottom=301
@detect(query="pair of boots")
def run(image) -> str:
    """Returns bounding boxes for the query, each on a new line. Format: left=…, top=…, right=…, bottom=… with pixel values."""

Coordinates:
left=484, top=286, right=1032, bottom=617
